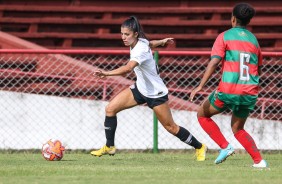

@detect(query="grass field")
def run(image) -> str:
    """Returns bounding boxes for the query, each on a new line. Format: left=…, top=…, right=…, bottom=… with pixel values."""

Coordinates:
left=0, top=151, right=281, bottom=184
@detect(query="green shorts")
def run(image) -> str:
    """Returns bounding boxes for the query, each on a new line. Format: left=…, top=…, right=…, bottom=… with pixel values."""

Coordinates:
left=208, top=91, right=256, bottom=118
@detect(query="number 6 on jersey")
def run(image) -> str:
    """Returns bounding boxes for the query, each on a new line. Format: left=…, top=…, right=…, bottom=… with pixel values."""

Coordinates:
left=239, top=53, right=250, bottom=81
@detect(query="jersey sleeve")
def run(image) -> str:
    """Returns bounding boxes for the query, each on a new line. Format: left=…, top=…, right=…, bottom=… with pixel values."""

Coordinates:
left=211, top=32, right=225, bottom=60
left=130, top=51, right=147, bottom=65
left=130, top=43, right=150, bottom=65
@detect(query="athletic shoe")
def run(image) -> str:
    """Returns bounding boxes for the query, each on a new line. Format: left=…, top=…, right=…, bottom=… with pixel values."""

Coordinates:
left=90, top=145, right=116, bottom=157
left=252, top=160, right=268, bottom=168
left=214, top=144, right=235, bottom=164
left=195, top=144, right=207, bottom=161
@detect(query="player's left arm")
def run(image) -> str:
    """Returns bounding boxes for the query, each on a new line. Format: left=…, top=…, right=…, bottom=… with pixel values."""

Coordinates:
left=258, top=66, right=262, bottom=76
left=149, top=38, right=174, bottom=48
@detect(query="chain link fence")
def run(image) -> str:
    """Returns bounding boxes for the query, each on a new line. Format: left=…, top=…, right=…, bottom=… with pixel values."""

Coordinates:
left=0, top=50, right=281, bottom=150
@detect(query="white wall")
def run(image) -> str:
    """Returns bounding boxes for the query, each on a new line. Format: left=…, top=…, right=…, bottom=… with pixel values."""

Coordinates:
left=0, top=91, right=281, bottom=150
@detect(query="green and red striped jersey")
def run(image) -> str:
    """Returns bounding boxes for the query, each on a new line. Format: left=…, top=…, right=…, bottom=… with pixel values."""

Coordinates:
left=211, top=27, right=262, bottom=105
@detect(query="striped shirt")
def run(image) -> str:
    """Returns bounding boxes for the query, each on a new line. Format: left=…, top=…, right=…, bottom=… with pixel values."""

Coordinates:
left=211, top=27, right=262, bottom=105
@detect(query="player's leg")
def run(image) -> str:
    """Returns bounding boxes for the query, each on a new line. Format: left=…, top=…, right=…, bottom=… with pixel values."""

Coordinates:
left=104, top=87, right=139, bottom=146
left=197, top=92, right=234, bottom=164
left=197, top=93, right=230, bottom=149
left=231, top=108, right=267, bottom=167
left=91, top=87, right=138, bottom=157
left=153, top=102, right=207, bottom=161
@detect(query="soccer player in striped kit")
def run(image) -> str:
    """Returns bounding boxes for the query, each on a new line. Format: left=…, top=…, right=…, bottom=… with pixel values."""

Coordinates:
left=189, top=3, right=268, bottom=168
left=91, top=16, right=207, bottom=161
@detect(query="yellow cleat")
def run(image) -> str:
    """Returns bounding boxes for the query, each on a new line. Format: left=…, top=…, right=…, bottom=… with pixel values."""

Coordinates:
left=90, top=145, right=116, bottom=157
left=195, top=144, right=207, bottom=161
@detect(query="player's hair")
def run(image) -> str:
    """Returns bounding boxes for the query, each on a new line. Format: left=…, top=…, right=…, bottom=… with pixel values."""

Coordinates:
left=121, top=16, right=148, bottom=40
left=232, top=3, right=255, bottom=26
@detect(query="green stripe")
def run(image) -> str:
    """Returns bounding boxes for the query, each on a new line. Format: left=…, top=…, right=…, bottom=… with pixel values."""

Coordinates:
left=211, top=55, right=222, bottom=60
left=224, top=27, right=259, bottom=47
left=218, top=92, right=257, bottom=105
left=222, top=72, right=259, bottom=85
left=225, top=50, right=258, bottom=65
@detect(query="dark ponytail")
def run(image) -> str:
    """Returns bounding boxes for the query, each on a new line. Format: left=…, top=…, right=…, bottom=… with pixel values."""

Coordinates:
left=121, top=16, right=148, bottom=40
left=233, top=3, right=255, bottom=26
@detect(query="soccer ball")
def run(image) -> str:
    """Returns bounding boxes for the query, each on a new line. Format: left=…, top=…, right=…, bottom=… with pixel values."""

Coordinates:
left=42, top=139, right=65, bottom=161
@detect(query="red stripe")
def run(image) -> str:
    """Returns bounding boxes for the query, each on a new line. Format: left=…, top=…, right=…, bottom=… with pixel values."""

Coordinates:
left=218, top=82, right=259, bottom=95
left=214, top=98, right=225, bottom=108
left=225, top=40, right=259, bottom=54
left=223, top=61, right=259, bottom=76
left=211, top=33, right=225, bottom=58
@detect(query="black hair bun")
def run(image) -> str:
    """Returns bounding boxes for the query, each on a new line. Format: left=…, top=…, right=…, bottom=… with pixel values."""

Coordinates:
left=233, top=3, right=255, bottom=22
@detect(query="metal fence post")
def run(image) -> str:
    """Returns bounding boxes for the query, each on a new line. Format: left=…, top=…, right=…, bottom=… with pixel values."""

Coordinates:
left=153, top=51, right=159, bottom=153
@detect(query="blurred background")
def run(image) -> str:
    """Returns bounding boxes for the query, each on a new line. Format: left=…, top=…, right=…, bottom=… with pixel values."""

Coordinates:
left=1, top=0, right=282, bottom=51
left=0, top=0, right=281, bottom=151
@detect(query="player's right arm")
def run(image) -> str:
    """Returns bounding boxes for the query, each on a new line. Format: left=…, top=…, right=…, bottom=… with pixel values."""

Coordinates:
left=189, top=33, right=225, bottom=102
left=93, top=60, right=138, bottom=78
left=189, top=57, right=221, bottom=101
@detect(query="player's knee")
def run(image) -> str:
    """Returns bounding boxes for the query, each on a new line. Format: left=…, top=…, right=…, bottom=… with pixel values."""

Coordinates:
left=105, top=104, right=117, bottom=116
left=197, top=112, right=203, bottom=118
left=197, top=105, right=212, bottom=118
left=164, top=123, right=178, bottom=135
left=231, top=126, right=244, bottom=134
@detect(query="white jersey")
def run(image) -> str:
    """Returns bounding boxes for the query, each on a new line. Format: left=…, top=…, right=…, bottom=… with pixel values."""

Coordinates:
left=130, top=38, right=168, bottom=98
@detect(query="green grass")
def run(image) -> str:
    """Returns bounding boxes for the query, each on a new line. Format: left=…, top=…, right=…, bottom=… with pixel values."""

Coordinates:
left=0, top=151, right=281, bottom=184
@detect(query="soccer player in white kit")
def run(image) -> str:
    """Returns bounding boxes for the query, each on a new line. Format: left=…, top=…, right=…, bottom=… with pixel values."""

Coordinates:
left=91, top=16, right=207, bottom=161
